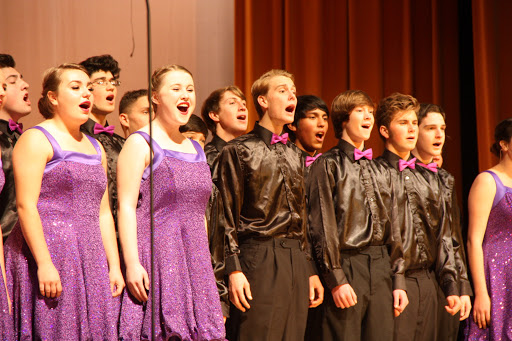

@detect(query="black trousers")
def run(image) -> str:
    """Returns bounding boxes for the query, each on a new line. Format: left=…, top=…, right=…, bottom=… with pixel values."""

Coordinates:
left=394, top=270, right=438, bottom=341
left=226, top=238, right=310, bottom=341
left=437, top=283, right=462, bottom=341
left=305, top=245, right=394, bottom=341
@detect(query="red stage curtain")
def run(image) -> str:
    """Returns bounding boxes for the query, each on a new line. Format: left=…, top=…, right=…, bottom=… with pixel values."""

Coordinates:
left=472, top=0, right=512, bottom=171
left=235, top=0, right=462, bottom=193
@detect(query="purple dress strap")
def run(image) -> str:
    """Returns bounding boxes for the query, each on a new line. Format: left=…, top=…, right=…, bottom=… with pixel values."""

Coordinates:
left=484, top=170, right=510, bottom=209
left=133, top=131, right=164, bottom=181
left=31, top=126, right=102, bottom=173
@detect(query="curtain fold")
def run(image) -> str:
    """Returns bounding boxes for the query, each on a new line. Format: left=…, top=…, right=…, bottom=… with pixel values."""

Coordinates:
left=235, top=0, right=462, bottom=191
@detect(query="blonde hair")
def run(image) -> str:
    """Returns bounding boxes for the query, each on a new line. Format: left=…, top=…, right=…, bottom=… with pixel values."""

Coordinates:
left=251, top=69, right=294, bottom=118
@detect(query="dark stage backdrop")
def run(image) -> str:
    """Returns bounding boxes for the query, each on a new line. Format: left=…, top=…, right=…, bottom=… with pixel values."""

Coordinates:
left=234, top=0, right=512, bottom=213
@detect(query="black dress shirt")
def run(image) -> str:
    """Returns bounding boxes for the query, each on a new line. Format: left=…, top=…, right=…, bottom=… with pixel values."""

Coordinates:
left=213, top=123, right=309, bottom=275
left=434, top=166, right=472, bottom=296
left=376, top=150, right=458, bottom=296
left=80, top=118, right=124, bottom=225
left=307, top=140, right=405, bottom=290
left=0, top=119, right=21, bottom=239
left=205, top=134, right=230, bottom=317
left=204, top=135, right=227, bottom=176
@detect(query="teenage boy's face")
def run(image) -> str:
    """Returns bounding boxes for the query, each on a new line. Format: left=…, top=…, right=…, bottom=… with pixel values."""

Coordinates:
left=384, top=110, right=418, bottom=156
left=182, top=131, right=206, bottom=149
left=217, top=91, right=248, bottom=136
left=293, top=108, right=329, bottom=154
left=90, top=70, right=117, bottom=116
left=342, top=105, right=374, bottom=145
left=121, top=96, right=154, bottom=134
left=261, top=75, right=297, bottom=125
left=0, top=67, right=31, bottom=118
left=416, top=112, right=445, bottom=159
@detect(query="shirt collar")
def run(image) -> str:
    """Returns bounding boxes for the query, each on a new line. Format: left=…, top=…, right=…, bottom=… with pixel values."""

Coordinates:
left=252, top=122, right=286, bottom=148
left=337, top=139, right=364, bottom=163
left=382, top=149, right=415, bottom=171
left=210, top=134, right=227, bottom=152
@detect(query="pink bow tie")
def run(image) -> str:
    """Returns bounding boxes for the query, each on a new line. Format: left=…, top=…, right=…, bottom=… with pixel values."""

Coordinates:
left=271, top=133, right=288, bottom=145
left=398, top=158, right=417, bottom=172
left=93, top=123, right=115, bottom=136
left=418, top=162, right=438, bottom=173
left=8, top=119, right=23, bottom=134
left=354, top=148, right=373, bottom=161
left=306, top=153, right=322, bottom=167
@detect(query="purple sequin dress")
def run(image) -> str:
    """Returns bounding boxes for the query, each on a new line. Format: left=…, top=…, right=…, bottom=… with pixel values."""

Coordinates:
left=118, top=132, right=225, bottom=340
left=3, top=126, right=119, bottom=340
left=0, top=160, right=10, bottom=341
left=466, top=170, right=512, bottom=340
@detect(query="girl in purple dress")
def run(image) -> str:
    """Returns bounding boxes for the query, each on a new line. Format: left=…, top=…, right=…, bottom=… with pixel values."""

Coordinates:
left=117, top=65, right=225, bottom=340
left=3, top=64, right=124, bottom=340
left=466, top=118, right=512, bottom=340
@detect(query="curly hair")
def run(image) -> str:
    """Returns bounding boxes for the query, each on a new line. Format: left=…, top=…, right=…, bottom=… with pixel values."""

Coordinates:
left=79, top=54, right=120, bottom=79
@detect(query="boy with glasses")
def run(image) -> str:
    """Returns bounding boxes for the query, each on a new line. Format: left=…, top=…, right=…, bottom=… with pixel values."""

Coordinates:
left=79, top=54, right=125, bottom=226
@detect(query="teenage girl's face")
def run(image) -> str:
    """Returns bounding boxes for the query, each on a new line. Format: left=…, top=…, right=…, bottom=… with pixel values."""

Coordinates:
left=0, top=70, right=6, bottom=110
left=216, top=91, right=248, bottom=136
left=341, top=105, right=374, bottom=147
left=51, top=69, right=93, bottom=123
left=382, top=109, right=418, bottom=157
left=416, top=112, right=446, bottom=160
left=153, top=70, right=195, bottom=126
left=259, top=75, right=297, bottom=126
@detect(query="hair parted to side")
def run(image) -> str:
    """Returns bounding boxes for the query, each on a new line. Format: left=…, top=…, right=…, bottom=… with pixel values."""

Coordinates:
left=491, top=118, right=512, bottom=157
left=251, top=69, right=294, bottom=118
left=119, top=89, right=148, bottom=115
left=79, top=54, right=120, bottom=79
left=179, top=114, right=208, bottom=139
left=418, top=103, right=446, bottom=125
left=330, top=90, right=374, bottom=139
left=38, top=63, right=88, bottom=119
left=0, top=54, right=15, bottom=68
left=151, top=65, right=193, bottom=112
left=201, top=85, right=246, bottom=134
left=375, top=92, right=419, bottom=140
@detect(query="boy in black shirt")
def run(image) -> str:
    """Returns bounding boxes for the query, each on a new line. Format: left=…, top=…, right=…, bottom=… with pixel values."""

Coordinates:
left=306, top=90, right=407, bottom=341
left=214, top=69, right=323, bottom=341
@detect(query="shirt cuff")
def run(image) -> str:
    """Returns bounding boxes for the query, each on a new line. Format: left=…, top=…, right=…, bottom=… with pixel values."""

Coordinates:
left=441, top=279, right=459, bottom=297
left=323, top=268, right=348, bottom=290
left=393, top=273, right=406, bottom=291
left=460, top=280, right=473, bottom=297
left=225, top=254, right=242, bottom=274
left=221, top=301, right=230, bottom=318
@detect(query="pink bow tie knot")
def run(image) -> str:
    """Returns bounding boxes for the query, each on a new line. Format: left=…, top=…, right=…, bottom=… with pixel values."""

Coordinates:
left=306, top=153, right=322, bottom=167
left=354, top=148, right=373, bottom=161
left=418, top=162, right=438, bottom=173
left=271, top=133, right=288, bottom=145
left=8, top=119, right=23, bottom=134
left=398, top=158, right=417, bottom=172
left=93, top=123, right=115, bottom=136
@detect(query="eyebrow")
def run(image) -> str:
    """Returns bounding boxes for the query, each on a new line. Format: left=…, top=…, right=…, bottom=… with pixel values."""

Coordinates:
left=6, top=75, right=19, bottom=81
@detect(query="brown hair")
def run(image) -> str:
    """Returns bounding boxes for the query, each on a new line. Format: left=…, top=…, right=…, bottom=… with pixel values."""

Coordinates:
left=331, top=90, right=374, bottom=139
left=201, top=85, right=246, bottom=134
left=38, top=63, right=88, bottom=119
left=491, top=118, right=512, bottom=157
left=151, top=65, right=193, bottom=112
left=375, top=92, right=419, bottom=140
left=251, top=69, right=294, bottom=118
left=418, top=103, right=446, bottom=125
